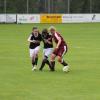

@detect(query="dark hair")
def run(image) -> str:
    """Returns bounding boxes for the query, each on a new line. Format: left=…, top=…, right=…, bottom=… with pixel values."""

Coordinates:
left=32, top=27, right=38, bottom=30
left=42, top=28, right=48, bottom=34
left=42, top=28, right=49, bottom=38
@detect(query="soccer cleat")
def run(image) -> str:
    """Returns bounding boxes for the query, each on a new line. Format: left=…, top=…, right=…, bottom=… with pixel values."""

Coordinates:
left=39, top=67, right=43, bottom=71
left=63, top=66, right=70, bottom=72
left=32, top=66, right=37, bottom=71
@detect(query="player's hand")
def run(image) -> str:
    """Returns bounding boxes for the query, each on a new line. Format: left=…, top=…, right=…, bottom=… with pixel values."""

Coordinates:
left=32, top=40, right=36, bottom=43
left=44, top=39, right=48, bottom=43
left=54, top=48, right=59, bottom=53
left=55, top=46, right=59, bottom=49
left=48, top=38, right=51, bottom=41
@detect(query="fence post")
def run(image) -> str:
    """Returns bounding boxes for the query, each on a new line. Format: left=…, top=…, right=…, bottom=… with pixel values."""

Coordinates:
left=90, top=0, right=92, bottom=13
left=27, top=0, right=29, bottom=13
left=4, top=0, right=7, bottom=14
left=68, top=0, right=70, bottom=13
left=48, top=0, right=50, bottom=13
left=44, top=0, right=47, bottom=12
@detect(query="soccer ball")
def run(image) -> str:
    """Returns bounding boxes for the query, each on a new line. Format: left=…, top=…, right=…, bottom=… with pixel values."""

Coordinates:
left=63, top=66, right=69, bottom=72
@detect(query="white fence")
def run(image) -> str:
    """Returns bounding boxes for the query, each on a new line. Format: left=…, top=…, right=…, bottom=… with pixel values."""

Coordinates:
left=0, top=14, right=100, bottom=23
left=62, top=14, right=100, bottom=23
left=17, top=14, right=40, bottom=23
left=0, top=14, right=16, bottom=23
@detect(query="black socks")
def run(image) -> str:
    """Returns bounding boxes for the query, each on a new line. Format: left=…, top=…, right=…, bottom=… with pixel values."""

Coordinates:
left=32, top=62, right=35, bottom=67
left=45, top=60, right=52, bottom=70
left=61, top=60, right=68, bottom=66
left=50, top=61, right=55, bottom=71
left=35, top=57, right=38, bottom=65
left=32, top=57, right=38, bottom=67
left=39, top=56, right=52, bottom=71
left=39, top=59, right=46, bottom=70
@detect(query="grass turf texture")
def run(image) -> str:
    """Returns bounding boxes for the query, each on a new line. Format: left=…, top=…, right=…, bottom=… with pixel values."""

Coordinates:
left=0, top=23, right=100, bottom=100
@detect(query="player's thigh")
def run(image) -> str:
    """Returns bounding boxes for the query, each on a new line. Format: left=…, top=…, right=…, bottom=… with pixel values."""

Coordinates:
left=50, top=53, right=56, bottom=61
left=34, top=46, right=40, bottom=55
left=29, top=49, right=35, bottom=58
left=44, top=48, right=53, bottom=57
left=57, top=56, right=62, bottom=63
left=58, top=46, right=67, bottom=58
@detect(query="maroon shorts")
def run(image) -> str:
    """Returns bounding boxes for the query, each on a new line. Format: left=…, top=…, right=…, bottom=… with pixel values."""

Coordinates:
left=53, top=45, right=68, bottom=57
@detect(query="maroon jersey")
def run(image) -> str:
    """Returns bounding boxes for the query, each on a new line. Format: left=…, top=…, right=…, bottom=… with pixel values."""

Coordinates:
left=52, top=32, right=67, bottom=47
left=52, top=32, right=68, bottom=57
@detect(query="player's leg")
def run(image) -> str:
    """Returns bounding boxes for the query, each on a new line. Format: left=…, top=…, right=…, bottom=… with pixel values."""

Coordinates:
left=50, top=48, right=59, bottom=71
left=57, top=56, right=68, bottom=66
left=35, top=54, right=38, bottom=66
left=34, top=46, right=40, bottom=66
left=39, top=56, right=47, bottom=71
left=57, top=46, right=69, bottom=72
left=45, top=56, right=52, bottom=70
left=39, top=49, right=46, bottom=71
left=57, top=56, right=69, bottom=72
left=45, top=48, right=53, bottom=70
left=30, top=49, right=36, bottom=70
left=50, top=53, right=56, bottom=71
left=32, top=54, right=37, bottom=71
left=40, top=48, right=52, bottom=71
left=31, top=46, right=40, bottom=71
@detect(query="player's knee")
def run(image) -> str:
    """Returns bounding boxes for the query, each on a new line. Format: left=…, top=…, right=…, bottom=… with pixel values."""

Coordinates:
left=57, top=57, right=62, bottom=63
left=43, top=56, right=48, bottom=62
left=32, top=56, right=34, bottom=60
left=51, top=54, right=55, bottom=61
left=32, top=58, right=34, bottom=62
left=35, top=54, right=38, bottom=58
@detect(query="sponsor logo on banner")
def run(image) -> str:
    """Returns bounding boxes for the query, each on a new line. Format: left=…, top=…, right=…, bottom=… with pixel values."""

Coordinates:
left=62, top=14, right=92, bottom=23
left=17, top=14, right=40, bottom=23
left=0, top=14, right=6, bottom=23
left=0, top=14, right=16, bottom=23
left=18, top=15, right=27, bottom=22
left=40, top=14, right=62, bottom=23
left=6, top=14, right=16, bottom=23
left=91, top=14, right=100, bottom=22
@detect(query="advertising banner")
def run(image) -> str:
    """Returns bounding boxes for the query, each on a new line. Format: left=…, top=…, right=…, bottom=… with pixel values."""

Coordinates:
left=17, top=14, right=40, bottom=23
left=62, top=14, right=92, bottom=23
left=91, top=14, right=100, bottom=22
left=0, top=14, right=5, bottom=23
left=0, top=14, right=100, bottom=23
left=6, top=14, right=16, bottom=23
left=40, top=14, right=62, bottom=23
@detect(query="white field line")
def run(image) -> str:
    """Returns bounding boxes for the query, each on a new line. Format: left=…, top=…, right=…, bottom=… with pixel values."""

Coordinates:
left=73, top=46, right=100, bottom=50
left=0, top=56, right=29, bottom=60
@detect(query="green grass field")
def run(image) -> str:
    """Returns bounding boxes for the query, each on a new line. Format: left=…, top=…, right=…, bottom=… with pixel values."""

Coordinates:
left=0, top=23, right=100, bottom=100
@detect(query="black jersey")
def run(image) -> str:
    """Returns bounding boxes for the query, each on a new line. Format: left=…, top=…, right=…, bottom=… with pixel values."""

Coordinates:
left=29, top=33, right=42, bottom=49
left=42, top=35, right=53, bottom=49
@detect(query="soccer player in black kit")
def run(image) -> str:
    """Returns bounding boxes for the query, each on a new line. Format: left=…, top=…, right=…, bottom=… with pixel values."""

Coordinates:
left=28, top=27, right=42, bottom=71
left=39, top=29, right=53, bottom=71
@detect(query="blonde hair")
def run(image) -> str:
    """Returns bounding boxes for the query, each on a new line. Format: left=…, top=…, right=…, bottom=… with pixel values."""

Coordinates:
left=49, top=26, right=56, bottom=31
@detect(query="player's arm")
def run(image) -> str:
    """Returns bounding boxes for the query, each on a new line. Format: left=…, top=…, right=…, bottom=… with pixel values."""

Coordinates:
left=46, top=38, right=52, bottom=44
left=27, top=35, right=32, bottom=42
left=46, top=40, right=52, bottom=44
left=55, top=34, right=61, bottom=49
left=27, top=35, right=36, bottom=43
left=35, top=40, right=41, bottom=44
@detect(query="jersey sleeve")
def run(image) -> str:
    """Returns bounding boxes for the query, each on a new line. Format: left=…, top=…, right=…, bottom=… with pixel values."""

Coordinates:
left=55, top=32, right=61, bottom=40
left=28, top=34, right=32, bottom=41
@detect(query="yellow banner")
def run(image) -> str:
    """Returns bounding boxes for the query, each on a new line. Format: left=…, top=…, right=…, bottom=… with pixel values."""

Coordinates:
left=40, top=14, right=62, bottom=23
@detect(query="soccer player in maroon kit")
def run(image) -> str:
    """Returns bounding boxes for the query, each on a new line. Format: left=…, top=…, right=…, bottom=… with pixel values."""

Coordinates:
left=49, top=26, right=69, bottom=72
